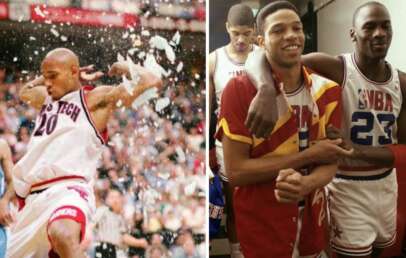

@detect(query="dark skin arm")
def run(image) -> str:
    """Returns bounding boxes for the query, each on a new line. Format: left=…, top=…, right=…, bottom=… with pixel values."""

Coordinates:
left=244, top=49, right=344, bottom=138
left=327, top=71, right=406, bottom=166
left=222, top=135, right=351, bottom=188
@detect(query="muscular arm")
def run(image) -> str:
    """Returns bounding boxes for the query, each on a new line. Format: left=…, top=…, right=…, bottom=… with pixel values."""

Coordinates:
left=19, top=76, right=48, bottom=110
left=302, top=52, right=344, bottom=84
left=85, top=64, right=163, bottom=132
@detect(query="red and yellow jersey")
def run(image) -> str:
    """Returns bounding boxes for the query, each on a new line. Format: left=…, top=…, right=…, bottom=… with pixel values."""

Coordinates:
left=215, top=66, right=341, bottom=258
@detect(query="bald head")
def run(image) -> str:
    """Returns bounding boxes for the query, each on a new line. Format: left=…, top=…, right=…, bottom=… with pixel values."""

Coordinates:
left=43, top=48, right=80, bottom=68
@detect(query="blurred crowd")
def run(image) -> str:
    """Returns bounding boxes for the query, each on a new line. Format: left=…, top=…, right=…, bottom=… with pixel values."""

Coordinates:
left=0, top=60, right=206, bottom=258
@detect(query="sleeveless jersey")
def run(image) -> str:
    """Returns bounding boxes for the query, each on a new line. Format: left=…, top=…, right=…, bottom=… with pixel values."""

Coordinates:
left=13, top=87, right=107, bottom=197
left=213, top=45, right=258, bottom=113
left=339, top=53, right=402, bottom=176
left=0, top=164, right=4, bottom=198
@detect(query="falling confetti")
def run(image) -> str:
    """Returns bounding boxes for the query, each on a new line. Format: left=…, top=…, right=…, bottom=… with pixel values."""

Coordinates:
left=131, top=87, right=158, bottom=109
left=176, top=62, right=183, bottom=72
left=50, top=28, right=60, bottom=37
left=155, top=97, right=170, bottom=112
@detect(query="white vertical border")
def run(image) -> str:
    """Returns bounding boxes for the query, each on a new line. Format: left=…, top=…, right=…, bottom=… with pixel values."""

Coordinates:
left=205, top=0, right=210, bottom=257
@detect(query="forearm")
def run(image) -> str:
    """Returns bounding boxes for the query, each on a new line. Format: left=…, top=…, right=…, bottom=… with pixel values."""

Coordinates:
left=227, top=151, right=314, bottom=187
left=352, top=145, right=394, bottom=167
left=245, top=48, right=273, bottom=90
left=2, top=182, right=16, bottom=201
left=302, top=164, right=337, bottom=194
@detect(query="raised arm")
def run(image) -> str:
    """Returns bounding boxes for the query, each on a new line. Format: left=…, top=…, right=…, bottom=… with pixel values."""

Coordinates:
left=19, top=76, right=48, bottom=110
left=85, top=63, right=163, bottom=133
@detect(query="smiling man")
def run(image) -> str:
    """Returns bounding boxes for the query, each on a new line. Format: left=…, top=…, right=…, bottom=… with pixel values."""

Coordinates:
left=245, top=2, right=406, bottom=257
left=215, top=1, right=350, bottom=257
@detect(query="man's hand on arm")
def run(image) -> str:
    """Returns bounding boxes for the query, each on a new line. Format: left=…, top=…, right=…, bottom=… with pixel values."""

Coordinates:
left=244, top=49, right=278, bottom=138
left=19, top=76, right=48, bottom=110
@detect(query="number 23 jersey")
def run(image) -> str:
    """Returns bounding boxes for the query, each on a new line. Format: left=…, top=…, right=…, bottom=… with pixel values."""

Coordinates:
left=13, top=87, right=107, bottom=197
left=339, top=53, right=402, bottom=175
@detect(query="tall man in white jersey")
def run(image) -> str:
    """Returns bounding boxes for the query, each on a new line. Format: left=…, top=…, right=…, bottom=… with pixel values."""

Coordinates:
left=6, top=48, right=162, bottom=258
left=208, top=4, right=256, bottom=257
left=244, top=2, right=406, bottom=258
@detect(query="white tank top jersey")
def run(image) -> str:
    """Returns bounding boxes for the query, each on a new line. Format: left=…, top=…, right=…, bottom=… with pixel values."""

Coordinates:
left=339, top=53, right=402, bottom=176
left=13, top=87, right=107, bottom=197
left=213, top=45, right=258, bottom=113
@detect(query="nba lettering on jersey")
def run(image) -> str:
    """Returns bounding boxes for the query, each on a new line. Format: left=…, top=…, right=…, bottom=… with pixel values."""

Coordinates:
left=358, top=89, right=393, bottom=112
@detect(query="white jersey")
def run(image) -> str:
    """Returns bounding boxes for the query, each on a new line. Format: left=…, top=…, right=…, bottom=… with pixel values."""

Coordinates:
left=213, top=45, right=257, bottom=181
left=339, top=53, right=402, bottom=176
left=13, top=88, right=106, bottom=197
left=213, top=45, right=258, bottom=113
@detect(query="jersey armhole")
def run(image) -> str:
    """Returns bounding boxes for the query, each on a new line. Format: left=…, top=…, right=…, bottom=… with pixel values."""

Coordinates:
left=338, top=55, right=347, bottom=89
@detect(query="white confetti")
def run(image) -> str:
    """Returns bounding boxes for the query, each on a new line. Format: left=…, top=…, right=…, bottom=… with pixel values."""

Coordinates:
left=21, top=70, right=28, bottom=74
left=116, top=100, right=123, bottom=107
left=194, top=73, right=200, bottom=80
left=184, top=181, right=197, bottom=196
left=127, top=48, right=138, bottom=55
left=149, top=35, right=169, bottom=50
left=171, top=31, right=181, bottom=45
left=50, top=28, right=60, bottom=37
left=117, top=53, right=125, bottom=63
left=122, top=31, right=129, bottom=39
left=175, top=146, right=186, bottom=163
left=122, top=75, right=134, bottom=96
left=131, top=87, right=158, bottom=109
left=176, top=62, right=183, bottom=72
left=13, top=57, right=18, bottom=62
left=155, top=97, right=170, bottom=112
left=141, top=30, right=150, bottom=37
left=34, top=51, right=39, bottom=55
left=29, top=36, right=36, bottom=41
left=60, top=35, right=68, bottom=41
left=34, top=6, right=46, bottom=18
left=165, top=44, right=176, bottom=63
left=137, top=51, right=146, bottom=59
left=144, top=53, right=168, bottom=79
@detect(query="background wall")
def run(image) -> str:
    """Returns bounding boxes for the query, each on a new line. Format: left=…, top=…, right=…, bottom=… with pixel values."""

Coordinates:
left=317, top=0, right=406, bottom=71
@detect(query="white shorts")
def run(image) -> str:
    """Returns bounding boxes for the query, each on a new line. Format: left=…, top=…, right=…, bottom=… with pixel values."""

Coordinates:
left=328, top=169, right=397, bottom=256
left=7, top=180, right=95, bottom=258
left=215, top=140, right=227, bottom=182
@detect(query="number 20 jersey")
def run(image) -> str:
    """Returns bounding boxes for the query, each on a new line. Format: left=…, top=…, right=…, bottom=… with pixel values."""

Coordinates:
left=339, top=53, right=402, bottom=176
left=13, top=87, right=106, bottom=197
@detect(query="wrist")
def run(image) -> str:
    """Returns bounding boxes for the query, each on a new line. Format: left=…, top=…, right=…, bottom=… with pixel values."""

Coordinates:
left=301, top=176, right=313, bottom=196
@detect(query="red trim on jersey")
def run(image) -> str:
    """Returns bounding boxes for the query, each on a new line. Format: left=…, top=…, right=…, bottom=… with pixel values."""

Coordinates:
left=80, top=88, right=108, bottom=144
left=31, top=175, right=86, bottom=190
left=47, top=205, right=87, bottom=251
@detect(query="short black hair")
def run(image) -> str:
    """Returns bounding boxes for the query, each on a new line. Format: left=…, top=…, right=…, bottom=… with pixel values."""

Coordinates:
left=256, top=0, right=299, bottom=36
left=227, top=4, right=255, bottom=27
left=352, top=1, right=388, bottom=26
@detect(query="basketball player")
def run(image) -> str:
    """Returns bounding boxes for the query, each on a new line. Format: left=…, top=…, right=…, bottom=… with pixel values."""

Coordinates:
left=0, top=139, right=14, bottom=258
left=216, top=2, right=351, bottom=257
left=6, top=48, right=162, bottom=258
left=208, top=4, right=256, bottom=257
left=245, top=2, right=406, bottom=257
